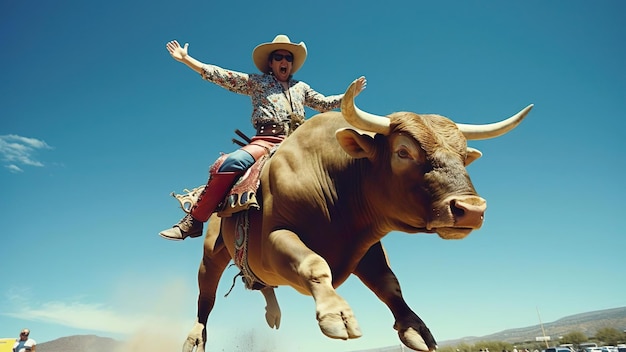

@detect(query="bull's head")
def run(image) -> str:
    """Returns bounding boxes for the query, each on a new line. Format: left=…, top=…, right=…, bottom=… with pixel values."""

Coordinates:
left=336, top=80, right=533, bottom=239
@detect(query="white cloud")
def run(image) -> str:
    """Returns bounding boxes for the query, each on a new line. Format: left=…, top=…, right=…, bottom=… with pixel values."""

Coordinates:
left=5, top=164, right=23, bottom=173
left=6, top=301, right=145, bottom=333
left=12, top=301, right=188, bottom=337
left=0, top=134, right=53, bottom=172
left=2, top=284, right=191, bottom=338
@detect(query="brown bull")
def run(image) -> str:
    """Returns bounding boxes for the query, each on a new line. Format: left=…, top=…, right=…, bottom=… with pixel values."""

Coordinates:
left=184, top=81, right=533, bottom=352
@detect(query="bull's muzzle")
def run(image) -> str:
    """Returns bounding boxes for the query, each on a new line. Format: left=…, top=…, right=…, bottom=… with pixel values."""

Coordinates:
left=449, top=195, right=487, bottom=229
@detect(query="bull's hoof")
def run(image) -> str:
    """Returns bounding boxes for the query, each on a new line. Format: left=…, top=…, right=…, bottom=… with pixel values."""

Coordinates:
left=398, top=327, right=436, bottom=352
left=182, top=322, right=206, bottom=352
left=265, top=305, right=281, bottom=329
left=182, top=338, right=202, bottom=352
left=318, top=312, right=362, bottom=340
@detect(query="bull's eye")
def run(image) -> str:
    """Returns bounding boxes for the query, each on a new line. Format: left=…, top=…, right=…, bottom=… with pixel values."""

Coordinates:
left=397, top=148, right=410, bottom=159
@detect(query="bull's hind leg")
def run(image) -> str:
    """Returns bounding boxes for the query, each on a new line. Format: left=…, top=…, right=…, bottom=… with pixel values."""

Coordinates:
left=353, top=241, right=436, bottom=352
left=183, top=214, right=230, bottom=352
left=260, top=286, right=281, bottom=329
left=264, top=229, right=362, bottom=340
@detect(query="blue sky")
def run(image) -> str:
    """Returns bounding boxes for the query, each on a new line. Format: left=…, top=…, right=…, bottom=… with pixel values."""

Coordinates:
left=1, top=1, right=625, bottom=351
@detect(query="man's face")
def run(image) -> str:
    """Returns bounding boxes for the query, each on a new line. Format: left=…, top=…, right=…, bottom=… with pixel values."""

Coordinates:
left=20, top=330, right=29, bottom=340
left=268, top=50, right=293, bottom=82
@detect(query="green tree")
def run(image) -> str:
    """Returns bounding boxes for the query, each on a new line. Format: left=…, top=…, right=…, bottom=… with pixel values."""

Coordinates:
left=457, top=342, right=474, bottom=352
left=594, top=327, right=624, bottom=346
left=561, top=331, right=588, bottom=346
left=440, top=341, right=474, bottom=352
left=437, top=345, right=457, bottom=352
left=439, top=340, right=516, bottom=352
left=473, top=340, right=515, bottom=352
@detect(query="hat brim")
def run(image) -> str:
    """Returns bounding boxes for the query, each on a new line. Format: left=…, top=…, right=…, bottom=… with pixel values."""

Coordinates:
left=252, top=41, right=307, bottom=74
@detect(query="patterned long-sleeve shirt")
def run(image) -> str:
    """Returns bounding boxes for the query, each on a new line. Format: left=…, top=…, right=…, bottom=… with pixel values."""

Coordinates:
left=200, top=64, right=344, bottom=129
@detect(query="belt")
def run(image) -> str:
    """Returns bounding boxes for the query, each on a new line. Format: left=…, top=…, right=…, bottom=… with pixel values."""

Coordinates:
left=256, top=122, right=288, bottom=136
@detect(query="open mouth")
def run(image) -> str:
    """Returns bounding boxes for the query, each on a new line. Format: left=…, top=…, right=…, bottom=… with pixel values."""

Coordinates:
left=280, top=66, right=287, bottom=74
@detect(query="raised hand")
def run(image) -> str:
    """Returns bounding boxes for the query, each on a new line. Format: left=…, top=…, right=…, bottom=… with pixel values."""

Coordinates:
left=353, top=76, right=367, bottom=97
left=166, top=40, right=189, bottom=62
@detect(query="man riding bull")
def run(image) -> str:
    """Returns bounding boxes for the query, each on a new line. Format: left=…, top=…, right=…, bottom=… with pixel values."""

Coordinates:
left=159, top=34, right=366, bottom=240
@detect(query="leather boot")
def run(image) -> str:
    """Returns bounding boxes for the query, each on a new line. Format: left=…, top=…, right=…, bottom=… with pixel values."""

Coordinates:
left=159, top=171, right=243, bottom=241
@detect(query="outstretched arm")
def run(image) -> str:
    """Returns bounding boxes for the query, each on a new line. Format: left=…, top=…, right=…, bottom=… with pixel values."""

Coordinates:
left=166, top=39, right=252, bottom=94
left=166, top=40, right=205, bottom=74
left=303, top=76, right=368, bottom=113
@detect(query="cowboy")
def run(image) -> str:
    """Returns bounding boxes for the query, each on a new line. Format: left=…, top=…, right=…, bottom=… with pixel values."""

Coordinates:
left=13, top=329, right=36, bottom=352
left=159, top=34, right=366, bottom=240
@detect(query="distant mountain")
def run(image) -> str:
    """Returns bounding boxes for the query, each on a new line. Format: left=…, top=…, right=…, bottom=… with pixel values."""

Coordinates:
left=38, top=334, right=121, bottom=352
left=37, top=307, right=626, bottom=352
left=441, top=306, right=626, bottom=346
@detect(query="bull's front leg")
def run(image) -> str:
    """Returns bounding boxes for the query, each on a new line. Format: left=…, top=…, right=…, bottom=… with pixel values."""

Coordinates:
left=264, top=229, right=362, bottom=340
left=353, top=241, right=437, bottom=352
left=183, top=215, right=231, bottom=352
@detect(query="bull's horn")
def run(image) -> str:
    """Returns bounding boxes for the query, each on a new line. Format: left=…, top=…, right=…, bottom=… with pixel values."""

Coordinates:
left=457, top=104, right=534, bottom=140
left=341, top=80, right=391, bottom=135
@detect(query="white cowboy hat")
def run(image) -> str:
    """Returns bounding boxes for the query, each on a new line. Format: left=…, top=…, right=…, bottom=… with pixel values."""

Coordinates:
left=252, top=34, right=307, bottom=74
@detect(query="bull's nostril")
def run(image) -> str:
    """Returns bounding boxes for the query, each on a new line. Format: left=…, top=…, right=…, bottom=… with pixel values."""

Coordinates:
left=450, top=199, right=465, bottom=218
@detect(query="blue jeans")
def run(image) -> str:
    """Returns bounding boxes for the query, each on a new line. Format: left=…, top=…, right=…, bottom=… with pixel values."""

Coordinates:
left=218, top=149, right=255, bottom=173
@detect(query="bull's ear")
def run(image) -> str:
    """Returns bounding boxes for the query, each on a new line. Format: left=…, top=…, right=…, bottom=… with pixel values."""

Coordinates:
left=336, top=128, right=376, bottom=160
left=465, top=147, right=482, bottom=166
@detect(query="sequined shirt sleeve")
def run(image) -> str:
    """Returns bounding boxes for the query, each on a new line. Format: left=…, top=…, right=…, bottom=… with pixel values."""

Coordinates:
left=200, top=64, right=252, bottom=95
